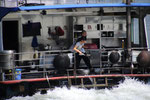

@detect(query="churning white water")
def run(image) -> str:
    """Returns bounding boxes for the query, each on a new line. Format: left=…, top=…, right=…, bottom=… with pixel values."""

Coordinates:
left=8, top=78, right=150, bottom=100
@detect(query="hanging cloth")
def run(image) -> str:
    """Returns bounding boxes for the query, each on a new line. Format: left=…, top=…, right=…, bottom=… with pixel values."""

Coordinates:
left=55, top=26, right=64, bottom=36
left=31, top=36, right=38, bottom=48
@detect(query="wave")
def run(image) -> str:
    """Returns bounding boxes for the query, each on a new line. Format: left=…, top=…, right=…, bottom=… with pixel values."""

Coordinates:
left=8, top=78, right=150, bottom=100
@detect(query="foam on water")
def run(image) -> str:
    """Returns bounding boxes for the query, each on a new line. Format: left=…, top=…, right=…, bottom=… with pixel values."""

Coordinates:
left=8, top=78, right=150, bottom=100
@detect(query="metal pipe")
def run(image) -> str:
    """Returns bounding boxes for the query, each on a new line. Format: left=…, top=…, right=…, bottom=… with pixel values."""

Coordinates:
left=126, top=0, right=131, bottom=49
left=0, top=21, right=3, bottom=51
left=25, top=0, right=27, bottom=4
left=139, top=8, right=147, bottom=47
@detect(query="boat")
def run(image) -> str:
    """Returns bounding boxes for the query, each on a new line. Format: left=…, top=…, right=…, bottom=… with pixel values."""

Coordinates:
left=0, top=0, right=150, bottom=99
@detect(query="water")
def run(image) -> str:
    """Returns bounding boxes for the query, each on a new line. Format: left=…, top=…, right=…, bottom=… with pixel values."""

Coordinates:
left=8, top=78, right=150, bottom=100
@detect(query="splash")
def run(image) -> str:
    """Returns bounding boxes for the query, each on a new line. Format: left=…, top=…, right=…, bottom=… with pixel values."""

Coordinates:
left=9, top=78, right=150, bottom=100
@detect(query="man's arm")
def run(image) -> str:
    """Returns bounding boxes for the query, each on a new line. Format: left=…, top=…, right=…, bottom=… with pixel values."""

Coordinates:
left=73, top=45, right=84, bottom=55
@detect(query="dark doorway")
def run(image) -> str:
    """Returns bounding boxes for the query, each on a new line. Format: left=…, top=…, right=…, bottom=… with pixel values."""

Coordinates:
left=2, top=21, right=19, bottom=53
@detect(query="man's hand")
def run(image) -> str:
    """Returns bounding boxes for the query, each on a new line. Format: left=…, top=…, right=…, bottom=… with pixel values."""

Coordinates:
left=79, top=52, right=85, bottom=56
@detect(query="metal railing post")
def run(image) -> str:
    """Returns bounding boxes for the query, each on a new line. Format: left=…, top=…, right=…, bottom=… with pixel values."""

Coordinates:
left=43, top=52, right=46, bottom=78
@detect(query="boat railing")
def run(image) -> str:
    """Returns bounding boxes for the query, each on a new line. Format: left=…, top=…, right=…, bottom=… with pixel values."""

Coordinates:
left=1, top=50, right=72, bottom=81
left=1, top=47, right=150, bottom=81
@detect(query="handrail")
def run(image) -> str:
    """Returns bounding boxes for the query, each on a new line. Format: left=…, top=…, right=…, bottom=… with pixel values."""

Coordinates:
left=1, top=47, right=149, bottom=81
left=1, top=50, right=73, bottom=81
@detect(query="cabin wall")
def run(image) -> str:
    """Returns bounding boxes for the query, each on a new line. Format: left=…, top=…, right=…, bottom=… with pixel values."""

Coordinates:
left=2, top=7, right=128, bottom=60
left=21, top=15, right=67, bottom=48
left=74, top=16, right=126, bottom=47
left=3, top=12, right=68, bottom=60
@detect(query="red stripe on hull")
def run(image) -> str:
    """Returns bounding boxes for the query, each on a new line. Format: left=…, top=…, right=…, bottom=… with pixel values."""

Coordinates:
left=1, top=74, right=150, bottom=84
